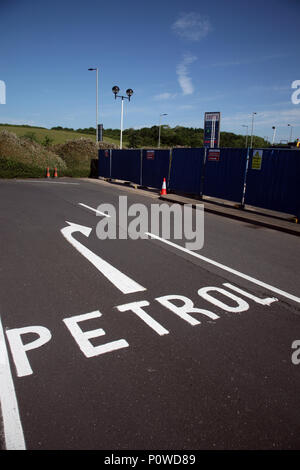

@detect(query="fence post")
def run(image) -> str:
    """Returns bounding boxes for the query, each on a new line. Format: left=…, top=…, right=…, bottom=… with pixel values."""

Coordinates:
left=109, top=149, right=112, bottom=179
left=140, top=148, right=143, bottom=186
left=167, top=148, right=173, bottom=190
left=199, top=147, right=207, bottom=199
left=240, top=147, right=250, bottom=209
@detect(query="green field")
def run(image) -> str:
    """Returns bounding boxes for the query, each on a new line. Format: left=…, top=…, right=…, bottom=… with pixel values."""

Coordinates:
left=0, top=124, right=126, bottom=147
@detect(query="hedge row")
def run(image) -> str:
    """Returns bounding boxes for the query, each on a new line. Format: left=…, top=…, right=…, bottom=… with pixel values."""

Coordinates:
left=0, top=157, right=46, bottom=178
left=0, top=157, right=94, bottom=178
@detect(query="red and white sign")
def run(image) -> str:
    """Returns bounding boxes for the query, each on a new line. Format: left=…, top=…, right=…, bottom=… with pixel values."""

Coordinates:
left=208, top=149, right=220, bottom=161
left=104, top=150, right=109, bottom=158
left=146, top=150, right=155, bottom=160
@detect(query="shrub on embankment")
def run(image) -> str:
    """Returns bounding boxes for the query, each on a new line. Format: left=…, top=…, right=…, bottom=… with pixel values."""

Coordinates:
left=0, top=130, right=117, bottom=178
left=50, top=139, right=117, bottom=177
left=0, top=130, right=66, bottom=178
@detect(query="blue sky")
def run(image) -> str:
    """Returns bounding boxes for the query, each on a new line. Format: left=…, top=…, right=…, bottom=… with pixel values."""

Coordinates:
left=1, top=0, right=300, bottom=141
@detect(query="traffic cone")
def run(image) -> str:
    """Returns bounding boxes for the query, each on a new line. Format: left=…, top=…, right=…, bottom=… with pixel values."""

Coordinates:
left=46, top=167, right=50, bottom=178
left=53, top=167, right=58, bottom=178
left=160, top=177, right=167, bottom=195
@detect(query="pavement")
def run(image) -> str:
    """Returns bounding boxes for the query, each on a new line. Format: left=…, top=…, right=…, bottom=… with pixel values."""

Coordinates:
left=0, top=177, right=299, bottom=451
left=160, top=193, right=300, bottom=237
left=97, top=177, right=300, bottom=237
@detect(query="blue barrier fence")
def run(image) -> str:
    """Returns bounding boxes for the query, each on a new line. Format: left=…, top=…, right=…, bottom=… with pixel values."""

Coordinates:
left=98, top=149, right=111, bottom=178
left=98, top=147, right=300, bottom=217
left=111, top=149, right=141, bottom=184
left=203, top=148, right=248, bottom=203
left=142, top=149, right=171, bottom=189
left=245, top=149, right=300, bottom=216
left=169, top=148, right=204, bottom=195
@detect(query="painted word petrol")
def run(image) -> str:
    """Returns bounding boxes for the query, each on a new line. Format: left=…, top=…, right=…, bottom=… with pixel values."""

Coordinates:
left=4, top=283, right=277, bottom=377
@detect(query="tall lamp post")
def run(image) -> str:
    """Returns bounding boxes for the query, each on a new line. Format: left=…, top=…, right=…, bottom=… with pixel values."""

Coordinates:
left=158, top=113, right=168, bottom=148
left=88, top=67, right=99, bottom=143
left=271, top=126, right=276, bottom=145
left=250, top=112, right=257, bottom=148
left=242, top=124, right=249, bottom=148
left=288, top=124, right=293, bottom=142
left=112, top=86, right=133, bottom=149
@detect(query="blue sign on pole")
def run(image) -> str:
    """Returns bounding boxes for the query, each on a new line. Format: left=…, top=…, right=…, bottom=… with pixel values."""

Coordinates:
left=204, top=112, right=221, bottom=148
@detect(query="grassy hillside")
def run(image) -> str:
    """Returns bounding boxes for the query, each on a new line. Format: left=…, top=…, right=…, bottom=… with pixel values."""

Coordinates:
left=0, top=129, right=117, bottom=178
left=0, top=124, right=126, bottom=147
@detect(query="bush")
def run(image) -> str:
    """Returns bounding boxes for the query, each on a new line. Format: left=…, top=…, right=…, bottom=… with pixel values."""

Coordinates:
left=0, top=130, right=67, bottom=177
left=0, top=157, right=46, bottom=178
left=22, top=131, right=39, bottom=143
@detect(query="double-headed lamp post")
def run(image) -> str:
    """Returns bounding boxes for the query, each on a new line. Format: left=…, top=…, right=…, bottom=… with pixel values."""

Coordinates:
left=250, top=112, right=257, bottom=148
left=112, top=86, right=133, bottom=149
left=242, top=124, right=249, bottom=148
left=158, top=113, right=168, bottom=148
left=88, top=68, right=98, bottom=143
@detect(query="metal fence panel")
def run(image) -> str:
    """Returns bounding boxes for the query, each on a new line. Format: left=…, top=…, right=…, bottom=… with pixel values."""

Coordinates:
left=245, top=149, right=300, bottom=217
left=203, top=148, right=247, bottom=203
left=169, top=148, right=205, bottom=195
left=98, top=149, right=111, bottom=178
left=142, top=149, right=171, bottom=189
left=111, top=149, right=141, bottom=184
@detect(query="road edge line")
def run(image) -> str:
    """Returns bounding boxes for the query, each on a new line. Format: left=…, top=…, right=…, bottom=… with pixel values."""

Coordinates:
left=0, top=316, right=26, bottom=450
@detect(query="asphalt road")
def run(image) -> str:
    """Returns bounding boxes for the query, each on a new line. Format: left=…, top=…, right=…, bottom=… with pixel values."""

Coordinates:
left=0, top=178, right=299, bottom=450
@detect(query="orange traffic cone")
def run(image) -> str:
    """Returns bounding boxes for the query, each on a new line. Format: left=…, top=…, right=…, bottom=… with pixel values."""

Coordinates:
left=160, top=177, right=167, bottom=195
left=46, top=167, right=50, bottom=178
left=53, top=167, right=58, bottom=178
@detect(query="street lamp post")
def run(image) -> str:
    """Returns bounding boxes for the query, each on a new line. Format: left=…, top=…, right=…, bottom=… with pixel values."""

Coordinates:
left=250, top=112, right=257, bottom=148
left=112, top=86, right=133, bottom=149
left=272, top=126, right=276, bottom=145
left=158, top=113, right=168, bottom=148
left=288, top=124, right=293, bottom=142
left=242, top=125, right=249, bottom=148
left=88, top=68, right=98, bottom=143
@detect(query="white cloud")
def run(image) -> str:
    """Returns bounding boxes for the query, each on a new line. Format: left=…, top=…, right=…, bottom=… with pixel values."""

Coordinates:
left=221, top=108, right=300, bottom=129
left=172, top=12, right=212, bottom=41
left=153, top=92, right=177, bottom=101
left=176, top=54, right=197, bottom=95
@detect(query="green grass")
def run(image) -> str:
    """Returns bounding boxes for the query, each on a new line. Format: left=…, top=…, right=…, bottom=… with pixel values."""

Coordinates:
left=0, top=124, right=127, bottom=147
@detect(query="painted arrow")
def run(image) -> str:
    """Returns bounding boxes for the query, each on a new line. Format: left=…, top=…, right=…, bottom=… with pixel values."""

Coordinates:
left=61, top=221, right=146, bottom=294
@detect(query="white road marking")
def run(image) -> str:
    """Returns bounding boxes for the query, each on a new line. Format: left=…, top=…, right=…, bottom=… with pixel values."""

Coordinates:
left=155, top=295, right=218, bottom=325
left=116, top=301, right=169, bottom=336
left=63, top=311, right=129, bottom=357
left=223, top=283, right=278, bottom=306
left=78, top=203, right=111, bottom=217
left=61, top=221, right=146, bottom=294
left=198, top=286, right=250, bottom=312
left=145, top=232, right=300, bottom=305
left=6, top=326, right=52, bottom=378
left=0, top=316, right=26, bottom=450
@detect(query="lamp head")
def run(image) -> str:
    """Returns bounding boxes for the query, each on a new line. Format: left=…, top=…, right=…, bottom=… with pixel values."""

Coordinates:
left=112, top=86, right=120, bottom=99
left=126, top=88, right=134, bottom=101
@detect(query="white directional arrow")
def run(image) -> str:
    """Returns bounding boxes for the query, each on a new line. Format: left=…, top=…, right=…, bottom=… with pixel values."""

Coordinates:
left=61, top=221, right=146, bottom=294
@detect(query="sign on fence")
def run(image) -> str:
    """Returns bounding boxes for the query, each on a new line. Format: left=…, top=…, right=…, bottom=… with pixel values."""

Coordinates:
left=252, top=150, right=263, bottom=170
left=146, top=150, right=155, bottom=160
left=208, top=149, right=220, bottom=161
